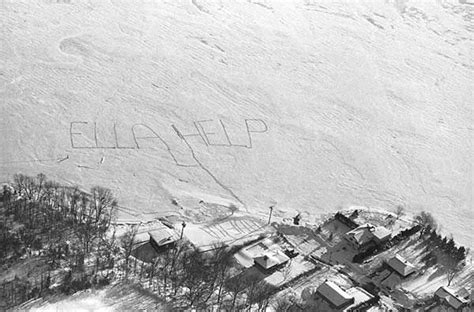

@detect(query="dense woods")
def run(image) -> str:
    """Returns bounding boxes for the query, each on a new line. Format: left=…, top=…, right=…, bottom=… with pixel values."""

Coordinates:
left=119, top=233, right=278, bottom=310
left=0, top=174, right=275, bottom=310
left=0, top=174, right=118, bottom=309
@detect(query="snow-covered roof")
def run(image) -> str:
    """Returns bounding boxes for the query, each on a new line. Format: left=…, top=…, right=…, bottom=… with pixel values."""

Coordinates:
left=316, top=281, right=354, bottom=308
left=254, top=250, right=290, bottom=270
left=435, top=286, right=468, bottom=309
left=345, top=224, right=391, bottom=246
left=372, top=226, right=391, bottom=241
left=387, top=255, right=416, bottom=277
left=148, top=226, right=179, bottom=247
left=346, top=287, right=374, bottom=306
left=345, top=224, right=374, bottom=245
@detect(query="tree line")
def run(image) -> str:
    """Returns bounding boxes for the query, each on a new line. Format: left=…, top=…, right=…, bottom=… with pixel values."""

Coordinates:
left=120, top=225, right=277, bottom=311
left=1, top=173, right=277, bottom=310
left=0, top=174, right=119, bottom=309
left=415, top=211, right=468, bottom=286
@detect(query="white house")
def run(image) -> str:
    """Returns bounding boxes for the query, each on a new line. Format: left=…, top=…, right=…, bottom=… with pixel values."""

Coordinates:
left=387, top=255, right=416, bottom=277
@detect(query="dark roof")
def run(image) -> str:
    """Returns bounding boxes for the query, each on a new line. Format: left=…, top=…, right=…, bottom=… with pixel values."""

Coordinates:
left=435, top=286, right=468, bottom=309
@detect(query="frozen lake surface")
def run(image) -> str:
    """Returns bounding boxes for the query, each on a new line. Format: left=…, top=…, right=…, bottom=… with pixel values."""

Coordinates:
left=1, top=0, right=472, bottom=247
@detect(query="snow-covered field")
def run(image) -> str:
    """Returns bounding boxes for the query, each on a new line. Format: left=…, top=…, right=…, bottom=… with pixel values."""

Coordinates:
left=1, top=0, right=472, bottom=247
left=21, top=284, right=168, bottom=311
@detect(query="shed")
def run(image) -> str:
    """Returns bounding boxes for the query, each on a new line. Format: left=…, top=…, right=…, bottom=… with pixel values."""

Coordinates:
left=434, top=286, right=469, bottom=310
left=387, top=255, right=416, bottom=277
left=149, top=227, right=179, bottom=251
left=316, top=281, right=354, bottom=309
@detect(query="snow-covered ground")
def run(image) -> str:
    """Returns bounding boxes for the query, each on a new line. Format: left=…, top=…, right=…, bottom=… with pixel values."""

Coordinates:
left=21, top=284, right=168, bottom=311
left=1, top=0, right=472, bottom=247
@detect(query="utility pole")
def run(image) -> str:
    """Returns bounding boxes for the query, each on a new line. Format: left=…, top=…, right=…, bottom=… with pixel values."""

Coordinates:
left=180, top=221, right=186, bottom=239
left=268, top=205, right=274, bottom=225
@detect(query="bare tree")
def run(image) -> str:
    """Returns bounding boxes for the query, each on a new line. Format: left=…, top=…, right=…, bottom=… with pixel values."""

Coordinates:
left=90, top=186, right=117, bottom=228
left=13, top=174, right=35, bottom=200
left=73, top=187, right=117, bottom=254
left=273, top=294, right=299, bottom=312
left=415, top=211, right=437, bottom=237
left=415, top=211, right=436, bottom=228
left=192, top=243, right=231, bottom=307
left=246, top=281, right=275, bottom=311
left=34, top=173, right=47, bottom=201
left=120, top=225, right=138, bottom=279
left=169, top=240, right=191, bottom=296
left=152, top=239, right=190, bottom=299
left=395, top=205, right=405, bottom=220
left=224, top=273, right=258, bottom=310
left=446, top=258, right=463, bottom=286
left=210, top=244, right=235, bottom=306
left=180, top=249, right=215, bottom=308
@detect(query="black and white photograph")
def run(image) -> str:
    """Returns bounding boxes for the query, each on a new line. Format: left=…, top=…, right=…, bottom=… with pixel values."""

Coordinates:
left=0, top=0, right=472, bottom=310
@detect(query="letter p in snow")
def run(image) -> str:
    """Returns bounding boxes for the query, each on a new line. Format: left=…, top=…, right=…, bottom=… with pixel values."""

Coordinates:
left=245, top=119, right=268, bottom=148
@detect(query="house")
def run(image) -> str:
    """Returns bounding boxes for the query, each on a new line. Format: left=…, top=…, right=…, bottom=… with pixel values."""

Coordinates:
left=344, top=224, right=391, bottom=251
left=434, top=286, right=469, bottom=311
left=254, top=250, right=290, bottom=272
left=148, top=226, right=179, bottom=252
left=346, top=287, right=376, bottom=310
left=387, top=255, right=416, bottom=277
left=315, top=281, right=355, bottom=310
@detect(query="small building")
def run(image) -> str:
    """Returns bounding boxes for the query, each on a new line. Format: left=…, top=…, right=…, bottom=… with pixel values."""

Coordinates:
left=149, top=226, right=179, bottom=252
left=344, top=224, right=391, bottom=251
left=315, top=281, right=355, bottom=310
left=434, top=286, right=469, bottom=311
left=346, top=286, right=376, bottom=310
left=381, top=272, right=402, bottom=292
left=254, top=250, right=290, bottom=272
left=387, top=255, right=416, bottom=277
